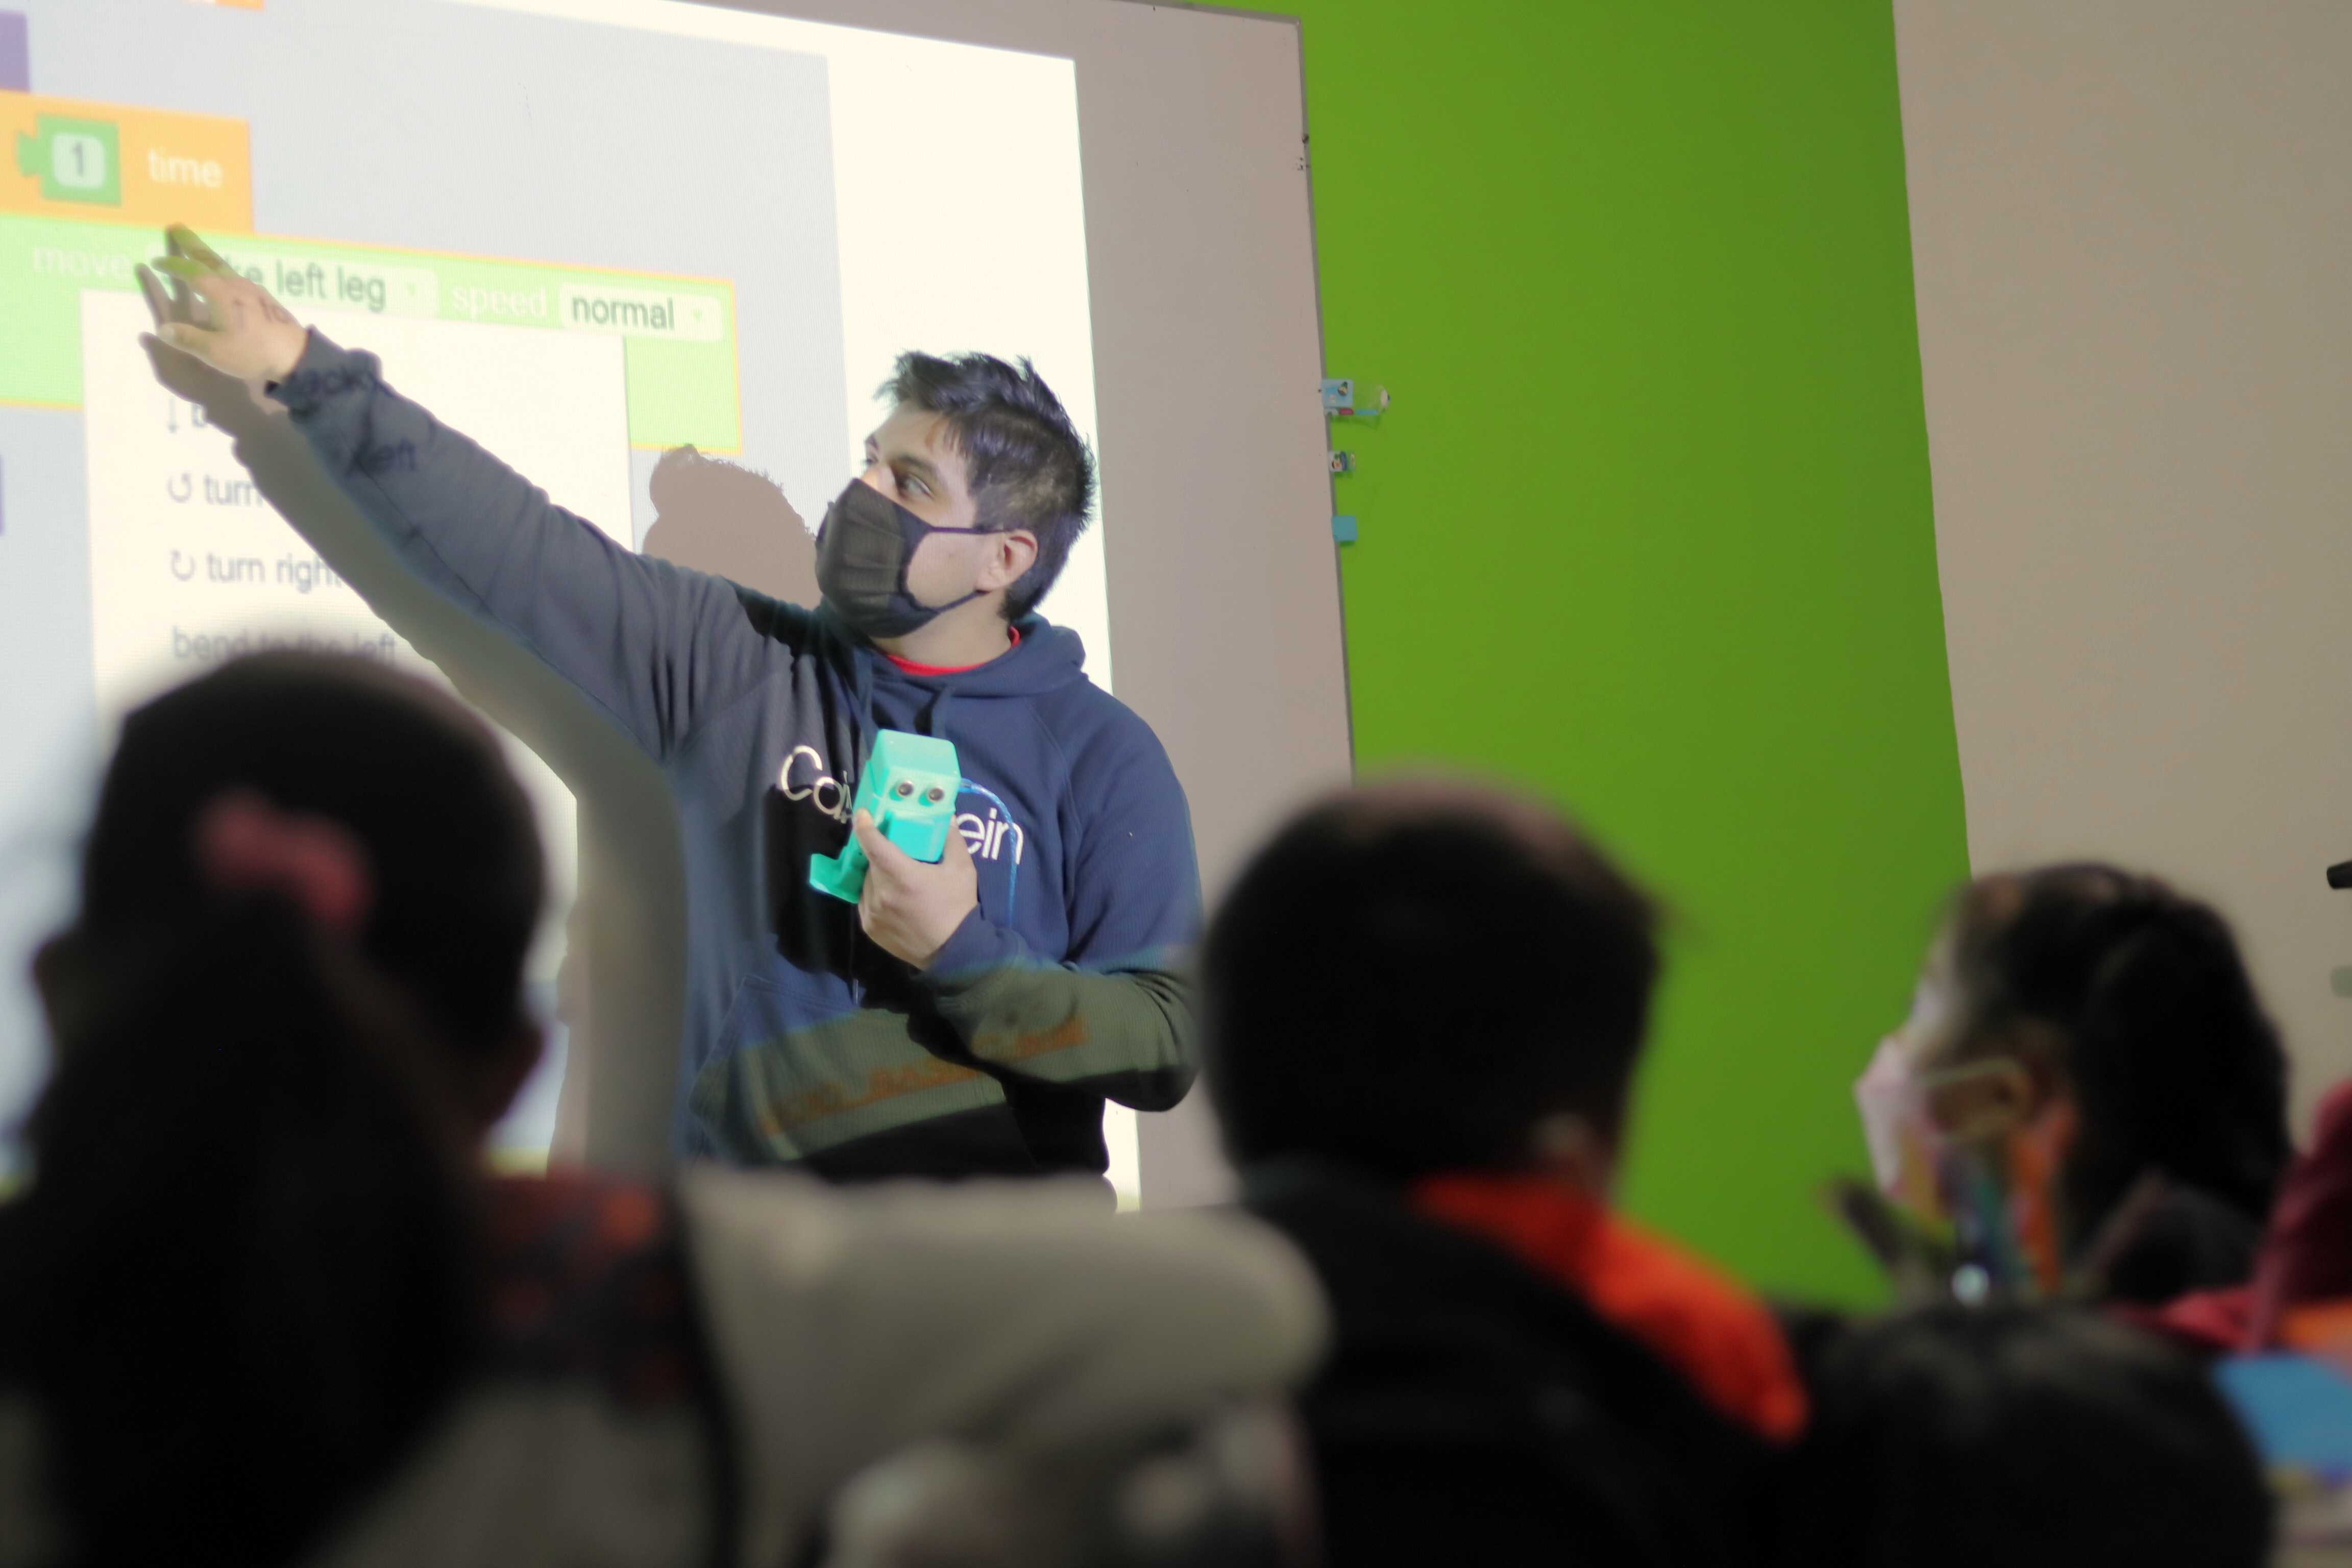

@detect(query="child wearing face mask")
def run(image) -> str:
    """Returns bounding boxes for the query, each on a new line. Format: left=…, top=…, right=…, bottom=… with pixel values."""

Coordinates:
left=1849, top=864, right=2292, bottom=1307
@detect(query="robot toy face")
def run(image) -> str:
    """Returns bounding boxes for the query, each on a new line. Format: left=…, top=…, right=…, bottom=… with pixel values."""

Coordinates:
left=885, top=769, right=959, bottom=815
left=869, top=764, right=959, bottom=866
left=808, top=730, right=963, bottom=902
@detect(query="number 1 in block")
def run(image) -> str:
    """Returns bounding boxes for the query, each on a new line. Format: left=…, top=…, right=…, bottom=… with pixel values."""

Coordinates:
left=14, top=113, right=120, bottom=205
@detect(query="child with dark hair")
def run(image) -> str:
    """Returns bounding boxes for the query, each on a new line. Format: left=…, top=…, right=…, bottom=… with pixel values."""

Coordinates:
left=1853, top=864, right=2292, bottom=1304
left=0, top=653, right=1319, bottom=1568
left=1781, top=1306, right=2273, bottom=1568
left=140, top=225, right=1198, bottom=1188
left=1202, top=778, right=1802, bottom=1567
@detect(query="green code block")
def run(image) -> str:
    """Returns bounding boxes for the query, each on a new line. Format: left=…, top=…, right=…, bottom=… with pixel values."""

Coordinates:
left=14, top=115, right=121, bottom=206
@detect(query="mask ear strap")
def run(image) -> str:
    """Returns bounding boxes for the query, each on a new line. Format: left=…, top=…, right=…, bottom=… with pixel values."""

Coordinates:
left=891, top=566, right=986, bottom=619
left=909, top=587, right=985, bottom=616
left=895, top=514, right=998, bottom=615
left=1921, top=1056, right=2038, bottom=1142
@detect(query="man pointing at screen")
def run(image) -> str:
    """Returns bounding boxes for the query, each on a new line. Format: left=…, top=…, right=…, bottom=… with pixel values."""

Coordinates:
left=138, top=226, right=1198, bottom=1188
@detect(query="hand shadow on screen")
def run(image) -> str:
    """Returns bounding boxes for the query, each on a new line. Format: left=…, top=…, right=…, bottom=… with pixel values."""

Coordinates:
left=641, top=445, right=818, bottom=606
left=141, top=336, right=686, bottom=1176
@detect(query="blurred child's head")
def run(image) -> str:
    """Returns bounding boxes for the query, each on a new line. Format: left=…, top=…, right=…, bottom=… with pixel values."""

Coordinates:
left=1203, top=778, right=1658, bottom=1187
left=1859, top=864, right=2289, bottom=1296
left=38, top=650, right=547, bottom=1128
left=5, top=652, right=547, bottom=1566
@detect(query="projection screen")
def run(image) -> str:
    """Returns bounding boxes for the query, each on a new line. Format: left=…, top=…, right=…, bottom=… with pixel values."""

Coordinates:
left=0, top=0, right=1347, bottom=1205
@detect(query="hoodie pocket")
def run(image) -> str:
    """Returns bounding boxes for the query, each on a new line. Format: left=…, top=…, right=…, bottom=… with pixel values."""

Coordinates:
left=691, top=966, right=1009, bottom=1164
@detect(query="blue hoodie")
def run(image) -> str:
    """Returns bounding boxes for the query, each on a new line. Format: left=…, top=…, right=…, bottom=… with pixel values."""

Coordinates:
left=272, top=334, right=1199, bottom=1180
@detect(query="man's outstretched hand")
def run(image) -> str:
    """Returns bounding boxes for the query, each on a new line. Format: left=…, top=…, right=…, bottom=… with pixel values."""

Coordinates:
left=136, top=224, right=309, bottom=384
left=854, top=809, right=979, bottom=970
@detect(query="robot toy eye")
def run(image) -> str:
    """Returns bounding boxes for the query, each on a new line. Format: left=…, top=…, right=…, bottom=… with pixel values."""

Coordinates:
left=924, top=786, right=946, bottom=804
left=893, top=780, right=915, bottom=798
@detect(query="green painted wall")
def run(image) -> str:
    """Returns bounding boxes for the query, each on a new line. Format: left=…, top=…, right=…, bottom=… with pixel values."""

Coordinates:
left=1220, top=1, right=1969, bottom=1301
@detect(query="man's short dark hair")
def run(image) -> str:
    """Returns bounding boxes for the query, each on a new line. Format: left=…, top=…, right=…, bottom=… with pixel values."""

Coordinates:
left=882, top=351, right=1096, bottom=622
left=1782, top=1307, right=2272, bottom=1568
left=1200, top=779, right=1661, bottom=1178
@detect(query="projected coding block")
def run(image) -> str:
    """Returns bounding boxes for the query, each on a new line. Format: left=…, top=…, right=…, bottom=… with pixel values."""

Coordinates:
left=1, top=91, right=251, bottom=229
left=3, top=215, right=743, bottom=453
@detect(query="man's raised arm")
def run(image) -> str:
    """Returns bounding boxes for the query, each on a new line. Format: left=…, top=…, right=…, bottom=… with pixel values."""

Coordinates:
left=143, top=226, right=779, bottom=762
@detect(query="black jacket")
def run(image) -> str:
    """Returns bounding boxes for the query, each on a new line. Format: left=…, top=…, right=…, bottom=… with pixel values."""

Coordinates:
left=1245, top=1163, right=1775, bottom=1567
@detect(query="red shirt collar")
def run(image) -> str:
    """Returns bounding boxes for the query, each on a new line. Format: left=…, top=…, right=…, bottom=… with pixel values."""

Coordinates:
left=884, top=625, right=1020, bottom=678
left=1413, top=1173, right=1809, bottom=1441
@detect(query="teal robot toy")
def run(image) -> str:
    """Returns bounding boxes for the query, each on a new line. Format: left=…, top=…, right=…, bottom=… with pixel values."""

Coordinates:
left=808, top=730, right=962, bottom=902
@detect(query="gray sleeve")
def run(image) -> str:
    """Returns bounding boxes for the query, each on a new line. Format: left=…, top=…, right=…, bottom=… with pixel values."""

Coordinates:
left=272, top=331, right=792, bottom=760
left=676, top=1169, right=1329, bottom=1568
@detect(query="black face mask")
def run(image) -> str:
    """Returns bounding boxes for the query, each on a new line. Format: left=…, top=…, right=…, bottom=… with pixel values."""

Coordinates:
left=814, top=478, right=991, bottom=640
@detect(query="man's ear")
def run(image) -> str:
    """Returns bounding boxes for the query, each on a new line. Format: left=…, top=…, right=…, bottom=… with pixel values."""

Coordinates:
left=976, top=529, right=1038, bottom=595
left=472, top=1017, right=547, bottom=1134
